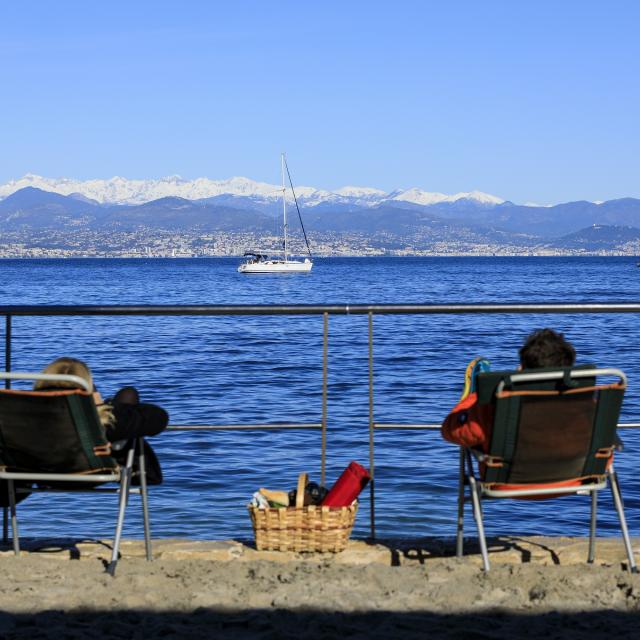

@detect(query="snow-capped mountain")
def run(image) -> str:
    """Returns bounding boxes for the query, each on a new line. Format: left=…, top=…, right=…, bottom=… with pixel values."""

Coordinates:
left=0, top=174, right=288, bottom=205
left=390, top=188, right=504, bottom=207
left=2, top=184, right=640, bottom=241
left=0, top=173, right=505, bottom=210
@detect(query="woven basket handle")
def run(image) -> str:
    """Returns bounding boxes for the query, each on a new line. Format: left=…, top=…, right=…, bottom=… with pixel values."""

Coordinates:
left=295, top=472, right=308, bottom=508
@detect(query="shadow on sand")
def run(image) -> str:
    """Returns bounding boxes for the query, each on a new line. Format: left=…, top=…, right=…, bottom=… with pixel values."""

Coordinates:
left=0, top=608, right=638, bottom=639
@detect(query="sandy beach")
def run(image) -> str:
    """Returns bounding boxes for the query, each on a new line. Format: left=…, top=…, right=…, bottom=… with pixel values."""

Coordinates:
left=0, top=536, right=639, bottom=638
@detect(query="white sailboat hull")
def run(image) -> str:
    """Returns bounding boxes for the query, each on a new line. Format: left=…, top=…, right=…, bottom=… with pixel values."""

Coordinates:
left=238, top=259, right=313, bottom=274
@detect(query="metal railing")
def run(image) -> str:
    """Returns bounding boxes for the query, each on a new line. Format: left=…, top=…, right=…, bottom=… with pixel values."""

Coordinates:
left=2, top=303, right=640, bottom=539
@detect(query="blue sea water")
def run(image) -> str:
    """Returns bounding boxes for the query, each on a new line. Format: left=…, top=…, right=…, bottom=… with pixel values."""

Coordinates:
left=1, top=256, right=640, bottom=542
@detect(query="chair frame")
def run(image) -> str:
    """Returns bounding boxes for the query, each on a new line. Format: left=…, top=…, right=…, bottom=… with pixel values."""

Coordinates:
left=0, top=372, right=153, bottom=575
left=455, top=367, right=637, bottom=573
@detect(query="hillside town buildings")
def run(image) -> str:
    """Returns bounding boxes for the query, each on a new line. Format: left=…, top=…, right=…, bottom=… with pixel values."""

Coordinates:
left=0, top=229, right=638, bottom=258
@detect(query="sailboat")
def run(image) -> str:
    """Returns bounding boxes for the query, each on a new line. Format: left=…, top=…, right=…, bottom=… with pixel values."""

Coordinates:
left=238, top=154, right=313, bottom=274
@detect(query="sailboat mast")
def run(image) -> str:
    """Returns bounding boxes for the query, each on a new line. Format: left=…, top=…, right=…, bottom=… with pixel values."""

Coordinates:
left=281, top=153, right=288, bottom=262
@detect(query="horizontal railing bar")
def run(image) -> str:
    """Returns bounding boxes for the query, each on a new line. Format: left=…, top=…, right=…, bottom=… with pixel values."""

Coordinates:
left=375, top=423, right=442, bottom=430
left=1, top=303, right=640, bottom=316
left=166, top=422, right=640, bottom=431
left=375, top=422, right=640, bottom=430
left=167, top=423, right=322, bottom=431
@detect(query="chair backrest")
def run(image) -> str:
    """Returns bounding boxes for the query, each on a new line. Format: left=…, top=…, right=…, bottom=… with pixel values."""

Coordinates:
left=476, top=367, right=626, bottom=485
left=0, top=389, right=117, bottom=474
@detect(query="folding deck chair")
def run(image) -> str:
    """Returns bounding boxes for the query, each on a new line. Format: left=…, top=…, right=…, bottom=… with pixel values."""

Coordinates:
left=0, top=372, right=153, bottom=575
left=456, top=366, right=637, bottom=572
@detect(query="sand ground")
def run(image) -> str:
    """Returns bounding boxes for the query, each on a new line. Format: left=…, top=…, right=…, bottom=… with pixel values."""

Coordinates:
left=0, top=536, right=639, bottom=638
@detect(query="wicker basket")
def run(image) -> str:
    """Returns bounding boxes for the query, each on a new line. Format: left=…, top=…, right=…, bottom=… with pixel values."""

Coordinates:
left=248, top=472, right=358, bottom=552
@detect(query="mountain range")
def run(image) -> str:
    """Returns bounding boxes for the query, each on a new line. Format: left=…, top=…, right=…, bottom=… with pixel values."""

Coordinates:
left=0, top=173, right=505, bottom=210
left=0, top=175, right=640, bottom=252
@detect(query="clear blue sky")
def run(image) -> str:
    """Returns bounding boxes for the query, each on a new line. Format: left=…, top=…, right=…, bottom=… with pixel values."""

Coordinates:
left=1, top=1, right=638, bottom=204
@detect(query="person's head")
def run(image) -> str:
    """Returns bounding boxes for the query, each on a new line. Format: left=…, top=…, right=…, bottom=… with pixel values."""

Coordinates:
left=519, top=328, right=576, bottom=370
left=34, top=357, right=93, bottom=392
left=34, top=357, right=114, bottom=430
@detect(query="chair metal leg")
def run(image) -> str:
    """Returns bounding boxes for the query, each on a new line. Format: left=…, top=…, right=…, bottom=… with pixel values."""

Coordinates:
left=137, top=438, right=152, bottom=562
left=609, top=469, right=637, bottom=573
left=456, top=447, right=465, bottom=557
left=107, top=449, right=135, bottom=576
left=468, top=475, right=490, bottom=571
left=7, top=480, right=19, bottom=556
left=588, top=490, right=597, bottom=563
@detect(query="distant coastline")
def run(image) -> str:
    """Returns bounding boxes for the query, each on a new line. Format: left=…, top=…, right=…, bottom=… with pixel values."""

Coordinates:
left=0, top=242, right=638, bottom=259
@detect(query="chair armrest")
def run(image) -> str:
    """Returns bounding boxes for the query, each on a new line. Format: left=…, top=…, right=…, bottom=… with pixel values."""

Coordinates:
left=468, top=448, right=504, bottom=468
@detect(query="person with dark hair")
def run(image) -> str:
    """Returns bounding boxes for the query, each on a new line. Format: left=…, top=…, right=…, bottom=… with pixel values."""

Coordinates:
left=519, top=328, right=576, bottom=370
left=441, top=328, right=576, bottom=451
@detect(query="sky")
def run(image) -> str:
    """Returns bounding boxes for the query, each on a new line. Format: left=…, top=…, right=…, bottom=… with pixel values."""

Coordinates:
left=0, top=1, right=638, bottom=204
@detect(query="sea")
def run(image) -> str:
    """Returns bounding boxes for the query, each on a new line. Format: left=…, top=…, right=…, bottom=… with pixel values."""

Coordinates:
left=1, top=256, right=640, bottom=542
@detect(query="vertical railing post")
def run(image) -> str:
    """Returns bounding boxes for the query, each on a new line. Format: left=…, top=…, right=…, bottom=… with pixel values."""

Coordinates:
left=321, top=312, right=328, bottom=486
left=4, top=315, right=13, bottom=538
left=368, top=311, right=376, bottom=540
left=4, top=315, right=11, bottom=389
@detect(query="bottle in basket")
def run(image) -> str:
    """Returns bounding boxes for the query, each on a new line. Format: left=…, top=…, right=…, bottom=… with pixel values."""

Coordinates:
left=321, top=461, right=371, bottom=507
